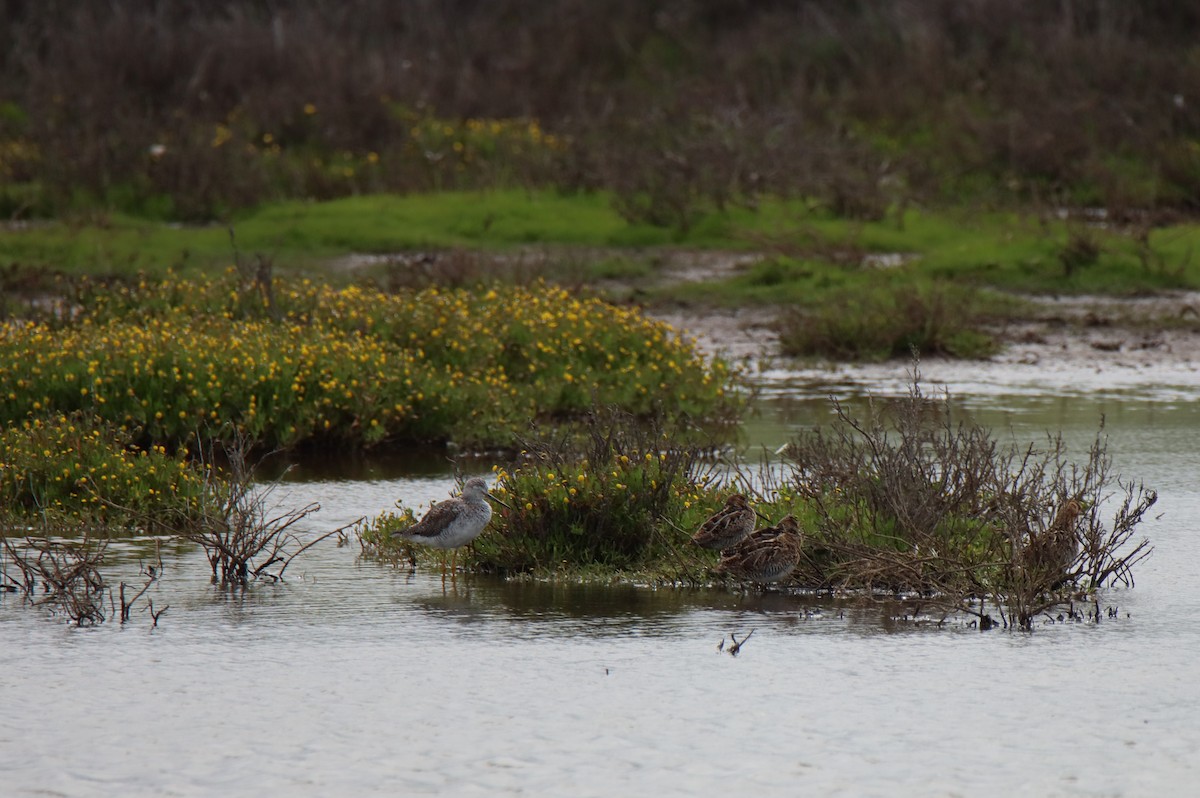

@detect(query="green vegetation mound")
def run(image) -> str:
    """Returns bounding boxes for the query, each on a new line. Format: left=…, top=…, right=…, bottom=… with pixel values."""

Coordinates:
left=0, top=270, right=740, bottom=452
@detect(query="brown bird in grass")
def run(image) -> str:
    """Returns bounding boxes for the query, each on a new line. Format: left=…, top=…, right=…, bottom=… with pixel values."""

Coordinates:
left=1019, top=497, right=1087, bottom=587
left=716, top=515, right=804, bottom=584
left=393, top=477, right=495, bottom=578
left=691, top=494, right=757, bottom=550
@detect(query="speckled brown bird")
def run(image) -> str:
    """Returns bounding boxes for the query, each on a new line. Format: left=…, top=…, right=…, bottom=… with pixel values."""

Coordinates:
left=716, top=515, right=804, bottom=584
left=691, top=494, right=757, bottom=550
left=1019, top=497, right=1086, bottom=586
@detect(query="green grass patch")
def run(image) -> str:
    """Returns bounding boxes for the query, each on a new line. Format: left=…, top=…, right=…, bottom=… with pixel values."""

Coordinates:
left=237, top=190, right=676, bottom=252
left=4, top=194, right=1198, bottom=298
left=0, top=190, right=760, bottom=278
left=0, top=214, right=233, bottom=277
left=683, top=206, right=1200, bottom=300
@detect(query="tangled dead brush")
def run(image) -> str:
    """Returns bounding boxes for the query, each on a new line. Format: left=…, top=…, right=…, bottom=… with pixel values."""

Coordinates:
left=781, top=362, right=1155, bottom=629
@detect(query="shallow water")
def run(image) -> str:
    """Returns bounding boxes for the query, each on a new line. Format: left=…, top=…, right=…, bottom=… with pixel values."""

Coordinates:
left=3, top=360, right=1199, bottom=797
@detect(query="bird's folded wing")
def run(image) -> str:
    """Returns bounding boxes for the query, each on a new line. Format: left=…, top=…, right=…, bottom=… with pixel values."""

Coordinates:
left=403, top=501, right=460, bottom=538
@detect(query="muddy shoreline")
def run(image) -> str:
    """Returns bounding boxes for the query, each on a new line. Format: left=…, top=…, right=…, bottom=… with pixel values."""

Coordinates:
left=655, top=292, right=1200, bottom=373
left=624, top=248, right=1200, bottom=376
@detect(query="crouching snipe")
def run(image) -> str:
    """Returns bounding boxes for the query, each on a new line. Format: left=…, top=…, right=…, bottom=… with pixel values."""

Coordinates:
left=716, top=515, right=805, bottom=585
left=691, top=494, right=758, bottom=550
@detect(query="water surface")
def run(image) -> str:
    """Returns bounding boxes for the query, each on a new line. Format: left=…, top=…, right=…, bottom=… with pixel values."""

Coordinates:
left=3, top=360, right=1198, bottom=797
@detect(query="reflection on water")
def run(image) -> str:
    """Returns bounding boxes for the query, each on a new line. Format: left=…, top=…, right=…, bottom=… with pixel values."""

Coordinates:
left=396, top=576, right=950, bottom=640
left=259, top=445, right=495, bottom=483
left=3, top=364, right=1199, bottom=796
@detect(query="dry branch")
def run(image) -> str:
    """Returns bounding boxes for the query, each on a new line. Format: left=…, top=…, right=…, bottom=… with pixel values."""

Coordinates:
left=1, top=535, right=109, bottom=625
left=780, top=359, right=1154, bottom=629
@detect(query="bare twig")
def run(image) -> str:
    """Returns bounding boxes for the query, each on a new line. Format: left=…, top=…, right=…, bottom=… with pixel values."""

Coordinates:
left=727, top=628, right=755, bottom=656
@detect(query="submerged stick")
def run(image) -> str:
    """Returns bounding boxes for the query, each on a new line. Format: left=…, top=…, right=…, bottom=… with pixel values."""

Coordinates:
left=727, top=628, right=755, bottom=656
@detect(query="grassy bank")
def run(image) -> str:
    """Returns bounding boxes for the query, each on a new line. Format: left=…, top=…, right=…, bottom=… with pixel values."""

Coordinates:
left=6, top=191, right=1198, bottom=365
left=4, top=193, right=1198, bottom=289
left=0, top=189, right=765, bottom=278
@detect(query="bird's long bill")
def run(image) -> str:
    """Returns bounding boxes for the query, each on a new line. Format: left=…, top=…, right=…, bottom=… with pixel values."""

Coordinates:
left=484, top=490, right=512, bottom=510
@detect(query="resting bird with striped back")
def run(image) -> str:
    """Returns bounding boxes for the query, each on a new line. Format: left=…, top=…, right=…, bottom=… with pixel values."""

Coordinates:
left=716, top=515, right=804, bottom=585
left=691, top=494, right=757, bottom=550
left=1019, top=496, right=1087, bottom=588
left=393, top=477, right=494, bottom=577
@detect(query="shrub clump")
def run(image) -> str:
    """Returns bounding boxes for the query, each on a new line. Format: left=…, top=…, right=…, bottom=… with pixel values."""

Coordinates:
left=359, top=411, right=730, bottom=579
left=777, top=279, right=1002, bottom=361
left=777, top=368, right=1155, bottom=628
left=0, top=271, right=740, bottom=451
left=476, top=417, right=718, bottom=576
left=0, top=412, right=205, bottom=532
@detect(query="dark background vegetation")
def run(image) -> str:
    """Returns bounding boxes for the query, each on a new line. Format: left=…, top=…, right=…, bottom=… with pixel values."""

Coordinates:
left=1, top=0, right=1198, bottom=222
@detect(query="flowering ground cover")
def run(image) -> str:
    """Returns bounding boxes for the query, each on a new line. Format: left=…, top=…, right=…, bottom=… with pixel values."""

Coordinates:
left=0, top=270, right=739, bottom=452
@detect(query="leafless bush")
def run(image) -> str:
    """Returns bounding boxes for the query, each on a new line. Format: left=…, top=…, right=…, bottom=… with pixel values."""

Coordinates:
left=985, top=429, right=1156, bottom=628
left=783, top=359, right=1154, bottom=629
left=1, top=534, right=167, bottom=626
left=1059, top=224, right=1102, bottom=278
left=1071, top=438, right=1156, bottom=590
left=182, top=429, right=354, bottom=585
left=1, top=535, right=108, bottom=625
left=116, top=542, right=168, bottom=626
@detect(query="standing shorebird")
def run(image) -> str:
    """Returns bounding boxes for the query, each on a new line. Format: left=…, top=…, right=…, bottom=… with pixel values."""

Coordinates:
left=393, top=477, right=494, bottom=578
left=691, top=494, right=757, bottom=550
left=716, top=515, right=804, bottom=585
